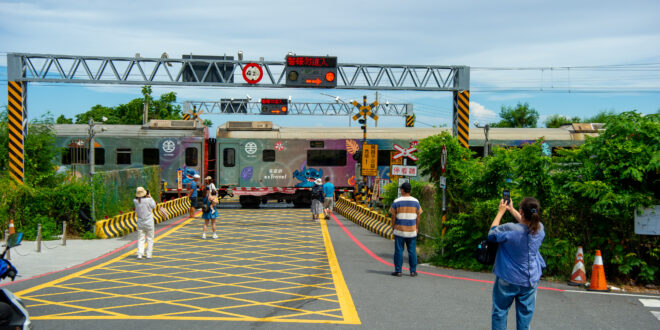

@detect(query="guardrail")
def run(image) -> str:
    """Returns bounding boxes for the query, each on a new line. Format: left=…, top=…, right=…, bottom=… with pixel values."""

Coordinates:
left=334, top=197, right=393, bottom=240
left=95, top=197, right=190, bottom=239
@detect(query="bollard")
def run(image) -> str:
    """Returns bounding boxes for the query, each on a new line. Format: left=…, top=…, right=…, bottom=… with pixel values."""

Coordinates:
left=37, top=223, right=42, bottom=252
left=4, top=229, right=9, bottom=260
left=62, top=221, right=67, bottom=246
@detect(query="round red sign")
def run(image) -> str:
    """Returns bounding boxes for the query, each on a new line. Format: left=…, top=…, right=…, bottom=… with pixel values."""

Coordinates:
left=441, top=145, right=447, bottom=174
left=242, top=63, right=263, bottom=84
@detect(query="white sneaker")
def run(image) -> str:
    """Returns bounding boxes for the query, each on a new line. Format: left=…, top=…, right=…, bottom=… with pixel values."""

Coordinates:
left=212, top=233, right=218, bottom=239
left=137, top=255, right=142, bottom=259
left=202, top=233, right=206, bottom=239
left=146, top=255, right=152, bottom=259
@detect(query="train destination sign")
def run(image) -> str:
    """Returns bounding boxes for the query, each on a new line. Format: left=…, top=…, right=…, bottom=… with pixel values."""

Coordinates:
left=260, top=98, right=289, bottom=115
left=285, top=55, right=338, bottom=88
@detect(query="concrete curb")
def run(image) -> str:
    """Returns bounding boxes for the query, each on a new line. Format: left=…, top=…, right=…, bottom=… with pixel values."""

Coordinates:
left=335, top=197, right=394, bottom=240
left=95, top=197, right=190, bottom=238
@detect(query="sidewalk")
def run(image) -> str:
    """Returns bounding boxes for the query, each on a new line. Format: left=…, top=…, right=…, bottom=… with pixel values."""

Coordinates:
left=3, top=237, right=133, bottom=283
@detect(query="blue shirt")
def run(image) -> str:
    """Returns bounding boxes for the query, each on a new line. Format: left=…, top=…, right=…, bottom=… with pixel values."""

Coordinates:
left=189, top=181, right=198, bottom=197
left=322, top=182, right=335, bottom=198
left=201, top=196, right=218, bottom=219
left=488, top=222, right=546, bottom=287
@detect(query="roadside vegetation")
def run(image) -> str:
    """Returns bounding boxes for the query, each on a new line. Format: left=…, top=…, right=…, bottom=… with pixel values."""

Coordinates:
left=380, top=110, right=659, bottom=284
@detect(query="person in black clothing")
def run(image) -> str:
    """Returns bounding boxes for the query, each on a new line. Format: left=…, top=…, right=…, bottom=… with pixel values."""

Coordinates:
left=310, top=178, right=324, bottom=222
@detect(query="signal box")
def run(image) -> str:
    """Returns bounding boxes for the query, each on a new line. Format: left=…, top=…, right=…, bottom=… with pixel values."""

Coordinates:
left=285, top=55, right=338, bottom=88
left=261, top=98, right=289, bottom=115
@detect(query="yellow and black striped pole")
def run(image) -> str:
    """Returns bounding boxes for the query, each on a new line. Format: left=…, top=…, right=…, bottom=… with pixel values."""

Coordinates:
left=8, top=81, right=25, bottom=183
left=405, top=115, right=414, bottom=127
left=453, top=90, right=470, bottom=148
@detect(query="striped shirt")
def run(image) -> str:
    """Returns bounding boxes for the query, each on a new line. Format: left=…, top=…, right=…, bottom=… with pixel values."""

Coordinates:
left=390, top=196, right=422, bottom=237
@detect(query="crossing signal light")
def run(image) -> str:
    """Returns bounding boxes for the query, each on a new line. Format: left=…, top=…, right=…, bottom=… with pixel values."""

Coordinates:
left=359, top=118, right=366, bottom=130
left=261, top=98, right=289, bottom=115
left=285, top=55, right=338, bottom=88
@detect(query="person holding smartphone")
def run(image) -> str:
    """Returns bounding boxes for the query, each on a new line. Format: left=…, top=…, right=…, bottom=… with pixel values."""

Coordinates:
left=488, top=194, right=546, bottom=330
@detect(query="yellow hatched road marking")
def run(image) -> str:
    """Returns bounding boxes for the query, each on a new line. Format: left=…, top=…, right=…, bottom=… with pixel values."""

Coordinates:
left=17, top=210, right=360, bottom=324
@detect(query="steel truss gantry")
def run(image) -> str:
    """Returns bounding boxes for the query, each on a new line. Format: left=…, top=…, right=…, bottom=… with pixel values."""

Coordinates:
left=183, top=100, right=413, bottom=116
left=7, top=53, right=469, bottom=91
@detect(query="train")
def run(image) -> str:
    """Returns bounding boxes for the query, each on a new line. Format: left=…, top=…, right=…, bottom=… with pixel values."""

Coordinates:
left=53, top=120, right=599, bottom=208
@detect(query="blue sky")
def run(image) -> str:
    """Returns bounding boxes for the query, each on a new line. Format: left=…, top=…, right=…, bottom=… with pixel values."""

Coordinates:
left=1, top=0, right=659, bottom=132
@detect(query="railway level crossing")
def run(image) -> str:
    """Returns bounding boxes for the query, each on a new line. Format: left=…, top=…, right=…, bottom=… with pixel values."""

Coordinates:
left=6, top=52, right=470, bottom=183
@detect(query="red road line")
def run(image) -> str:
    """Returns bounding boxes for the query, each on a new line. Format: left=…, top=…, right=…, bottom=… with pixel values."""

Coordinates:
left=1, top=213, right=196, bottom=287
left=329, top=213, right=564, bottom=292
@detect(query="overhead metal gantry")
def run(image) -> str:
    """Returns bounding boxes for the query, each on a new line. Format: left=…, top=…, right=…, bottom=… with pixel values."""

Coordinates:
left=6, top=52, right=470, bottom=183
left=183, top=100, right=413, bottom=116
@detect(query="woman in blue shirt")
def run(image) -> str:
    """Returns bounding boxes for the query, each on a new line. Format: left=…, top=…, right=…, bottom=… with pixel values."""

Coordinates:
left=201, top=188, right=219, bottom=239
left=488, top=197, right=546, bottom=330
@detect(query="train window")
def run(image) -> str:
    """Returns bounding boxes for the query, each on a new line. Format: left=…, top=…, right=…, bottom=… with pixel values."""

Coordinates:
left=223, top=148, right=235, bottom=167
left=263, top=149, right=276, bottom=162
left=95, top=148, right=105, bottom=165
left=185, top=147, right=198, bottom=166
left=143, top=148, right=159, bottom=165
left=307, top=149, right=347, bottom=167
left=116, top=148, right=131, bottom=164
left=310, top=141, right=324, bottom=148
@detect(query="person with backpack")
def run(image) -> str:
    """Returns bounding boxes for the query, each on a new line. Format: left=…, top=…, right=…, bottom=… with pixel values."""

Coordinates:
left=310, top=178, right=324, bottom=222
left=488, top=197, right=546, bottom=330
left=201, top=187, right=218, bottom=239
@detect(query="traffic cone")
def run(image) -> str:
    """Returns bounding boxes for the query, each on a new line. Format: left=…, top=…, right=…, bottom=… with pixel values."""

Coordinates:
left=587, top=250, right=610, bottom=292
left=568, top=246, right=587, bottom=286
left=8, top=220, right=15, bottom=235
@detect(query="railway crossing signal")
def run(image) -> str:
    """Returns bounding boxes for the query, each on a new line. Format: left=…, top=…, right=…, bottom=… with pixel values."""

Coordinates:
left=183, top=105, right=205, bottom=124
left=351, top=95, right=379, bottom=143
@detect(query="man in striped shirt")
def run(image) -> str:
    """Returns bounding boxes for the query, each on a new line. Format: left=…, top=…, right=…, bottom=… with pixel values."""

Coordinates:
left=389, top=182, right=422, bottom=277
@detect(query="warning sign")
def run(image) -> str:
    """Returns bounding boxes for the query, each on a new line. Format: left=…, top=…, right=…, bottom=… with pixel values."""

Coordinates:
left=361, top=144, right=378, bottom=177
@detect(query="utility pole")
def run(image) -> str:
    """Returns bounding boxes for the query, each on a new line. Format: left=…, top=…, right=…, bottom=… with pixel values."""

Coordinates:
left=88, top=118, right=96, bottom=223
left=474, top=122, right=490, bottom=157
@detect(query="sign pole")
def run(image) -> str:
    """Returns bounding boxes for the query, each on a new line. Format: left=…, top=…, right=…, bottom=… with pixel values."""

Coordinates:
left=440, top=144, right=447, bottom=256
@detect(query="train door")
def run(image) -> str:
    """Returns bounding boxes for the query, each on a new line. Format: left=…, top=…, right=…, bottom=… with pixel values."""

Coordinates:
left=219, top=143, right=239, bottom=185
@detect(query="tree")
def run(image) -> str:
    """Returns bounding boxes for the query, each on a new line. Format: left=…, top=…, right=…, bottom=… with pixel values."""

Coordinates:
left=491, top=102, right=539, bottom=128
left=56, top=115, right=73, bottom=124
left=583, top=110, right=618, bottom=123
left=544, top=114, right=580, bottom=128
left=73, top=86, right=182, bottom=124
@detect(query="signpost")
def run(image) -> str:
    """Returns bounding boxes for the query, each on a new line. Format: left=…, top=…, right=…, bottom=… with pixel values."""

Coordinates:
left=391, top=165, right=418, bottom=177
left=390, top=151, right=403, bottom=183
left=361, top=144, right=378, bottom=177
left=393, top=142, right=418, bottom=198
left=440, top=144, right=447, bottom=255
left=242, top=63, right=263, bottom=84
left=177, top=170, right=183, bottom=198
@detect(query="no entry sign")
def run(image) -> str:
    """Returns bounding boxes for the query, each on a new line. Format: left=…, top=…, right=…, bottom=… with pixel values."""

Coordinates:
left=441, top=145, right=447, bottom=174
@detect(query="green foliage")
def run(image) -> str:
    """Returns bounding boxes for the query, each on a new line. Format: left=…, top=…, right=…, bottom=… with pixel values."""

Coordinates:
left=74, top=87, right=182, bottom=124
left=583, top=110, right=618, bottom=123
left=410, top=111, right=659, bottom=284
left=491, top=102, right=539, bottom=128
left=544, top=114, right=580, bottom=128
left=56, top=114, right=73, bottom=124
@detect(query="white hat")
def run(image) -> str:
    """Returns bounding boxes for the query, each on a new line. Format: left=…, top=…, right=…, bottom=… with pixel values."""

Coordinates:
left=136, top=187, right=147, bottom=197
left=193, top=174, right=200, bottom=179
left=315, top=178, right=323, bottom=185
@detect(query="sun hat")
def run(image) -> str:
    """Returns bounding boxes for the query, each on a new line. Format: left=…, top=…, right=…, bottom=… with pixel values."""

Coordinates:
left=315, top=178, right=323, bottom=185
left=205, top=176, right=212, bottom=181
left=193, top=174, right=200, bottom=179
left=136, top=187, right=147, bottom=197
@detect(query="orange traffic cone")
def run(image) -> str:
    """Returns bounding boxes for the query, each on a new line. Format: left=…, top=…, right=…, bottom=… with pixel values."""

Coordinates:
left=8, top=220, right=15, bottom=235
left=587, top=250, right=610, bottom=292
left=568, top=246, right=587, bottom=286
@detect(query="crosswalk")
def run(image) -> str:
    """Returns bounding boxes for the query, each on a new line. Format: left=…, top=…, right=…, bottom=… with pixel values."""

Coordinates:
left=640, top=299, right=660, bottom=321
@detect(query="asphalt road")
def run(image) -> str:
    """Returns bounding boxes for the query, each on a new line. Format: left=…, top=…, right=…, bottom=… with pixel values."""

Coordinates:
left=3, top=204, right=659, bottom=329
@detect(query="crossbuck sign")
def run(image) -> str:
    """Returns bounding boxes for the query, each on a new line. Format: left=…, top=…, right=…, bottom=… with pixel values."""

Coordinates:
left=392, top=144, right=418, bottom=161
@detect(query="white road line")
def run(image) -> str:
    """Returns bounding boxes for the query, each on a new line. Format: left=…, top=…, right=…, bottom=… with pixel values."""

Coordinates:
left=651, top=311, right=660, bottom=321
left=561, top=289, right=660, bottom=299
left=639, top=299, right=660, bottom=308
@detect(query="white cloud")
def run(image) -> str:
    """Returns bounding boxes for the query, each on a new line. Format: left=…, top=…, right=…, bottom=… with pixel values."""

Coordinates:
left=470, top=101, right=498, bottom=124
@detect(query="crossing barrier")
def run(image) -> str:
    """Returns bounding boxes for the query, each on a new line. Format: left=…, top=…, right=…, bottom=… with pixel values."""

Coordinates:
left=95, top=197, right=191, bottom=239
left=335, top=197, right=393, bottom=240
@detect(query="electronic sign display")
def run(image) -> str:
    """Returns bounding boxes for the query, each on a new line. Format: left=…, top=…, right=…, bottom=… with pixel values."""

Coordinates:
left=261, top=98, right=289, bottom=115
left=285, top=55, right=338, bottom=88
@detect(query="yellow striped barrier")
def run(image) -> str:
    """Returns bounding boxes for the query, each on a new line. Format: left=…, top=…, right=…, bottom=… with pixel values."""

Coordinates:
left=95, top=197, right=191, bottom=239
left=335, top=197, right=393, bottom=240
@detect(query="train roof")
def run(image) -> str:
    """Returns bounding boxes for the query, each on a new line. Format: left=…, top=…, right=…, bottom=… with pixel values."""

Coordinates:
left=217, top=122, right=599, bottom=146
left=54, top=121, right=207, bottom=138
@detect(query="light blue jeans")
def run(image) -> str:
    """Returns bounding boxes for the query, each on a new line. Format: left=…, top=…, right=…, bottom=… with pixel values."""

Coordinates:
left=393, top=235, right=417, bottom=273
left=492, top=276, right=537, bottom=330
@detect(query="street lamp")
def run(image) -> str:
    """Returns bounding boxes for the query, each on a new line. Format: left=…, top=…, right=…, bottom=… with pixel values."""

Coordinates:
left=474, top=121, right=490, bottom=157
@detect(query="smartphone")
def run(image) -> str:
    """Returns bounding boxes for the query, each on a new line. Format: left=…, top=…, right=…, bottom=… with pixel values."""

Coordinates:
left=502, top=189, right=510, bottom=205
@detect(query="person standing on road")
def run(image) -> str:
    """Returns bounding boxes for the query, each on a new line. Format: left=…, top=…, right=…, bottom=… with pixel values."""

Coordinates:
left=201, top=187, right=219, bottom=239
left=389, top=182, right=422, bottom=277
left=134, top=187, right=156, bottom=259
left=322, top=176, right=335, bottom=217
left=188, top=174, right=200, bottom=218
left=311, top=178, right=324, bottom=222
left=488, top=197, right=546, bottom=330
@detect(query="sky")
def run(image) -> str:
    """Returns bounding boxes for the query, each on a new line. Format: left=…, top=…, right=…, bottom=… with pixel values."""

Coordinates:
left=1, top=0, right=659, bottom=133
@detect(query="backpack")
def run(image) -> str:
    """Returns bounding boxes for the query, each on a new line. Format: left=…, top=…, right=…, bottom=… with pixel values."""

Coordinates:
left=474, top=239, right=498, bottom=265
left=311, top=186, right=322, bottom=199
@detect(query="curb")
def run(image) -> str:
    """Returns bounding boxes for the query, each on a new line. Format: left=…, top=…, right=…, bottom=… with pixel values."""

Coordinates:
left=95, top=197, right=191, bottom=239
left=335, top=197, right=393, bottom=240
